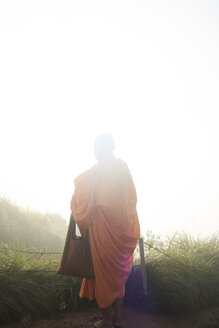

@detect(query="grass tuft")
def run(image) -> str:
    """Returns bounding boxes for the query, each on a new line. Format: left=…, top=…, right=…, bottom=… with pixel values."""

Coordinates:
left=144, top=233, right=219, bottom=314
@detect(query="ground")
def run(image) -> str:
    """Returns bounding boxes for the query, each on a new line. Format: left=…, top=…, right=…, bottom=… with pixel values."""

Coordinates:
left=2, top=305, right=219, bottom=328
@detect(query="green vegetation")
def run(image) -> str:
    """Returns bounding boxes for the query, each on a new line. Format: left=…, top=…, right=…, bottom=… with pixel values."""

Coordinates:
left=0, top=199, right=219, bottom=323
left=0, top=247, right=84, bottom=323
left=0, top=197, right=67, bottom=251
left=144, top=232, right=219, bottom=314
left=0, top=198, right=85, bottom=324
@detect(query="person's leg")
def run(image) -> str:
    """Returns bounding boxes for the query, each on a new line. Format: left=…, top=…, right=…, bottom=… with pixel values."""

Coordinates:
left=89, top=305, right=113, bottom=328
left=112, top=298, right=124, bottom=326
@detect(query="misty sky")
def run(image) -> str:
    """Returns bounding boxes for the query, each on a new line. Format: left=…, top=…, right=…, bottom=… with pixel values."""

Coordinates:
left=0, top=0, right=219, bottom=237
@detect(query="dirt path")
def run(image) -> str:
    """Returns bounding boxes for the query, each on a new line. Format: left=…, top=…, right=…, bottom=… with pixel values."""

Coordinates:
left=4, top=307, right=219, bottom=328
left=3, top=305, right=219, bottom=328
left=122, top=305, right=219, bottom=328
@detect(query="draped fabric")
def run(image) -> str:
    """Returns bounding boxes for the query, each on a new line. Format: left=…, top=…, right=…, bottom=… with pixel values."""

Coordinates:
left=70, top=156, right=140, bottom=308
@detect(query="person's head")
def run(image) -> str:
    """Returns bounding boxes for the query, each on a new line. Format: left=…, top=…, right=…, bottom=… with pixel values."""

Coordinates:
left=94, top=133, right=115, bottom=161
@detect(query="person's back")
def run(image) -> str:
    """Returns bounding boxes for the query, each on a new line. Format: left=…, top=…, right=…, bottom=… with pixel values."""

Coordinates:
left=70, top=133, right=140, bottom=328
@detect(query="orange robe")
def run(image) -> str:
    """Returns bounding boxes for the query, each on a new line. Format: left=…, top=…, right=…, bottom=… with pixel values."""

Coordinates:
left=70, top=156, right=140, bottom=308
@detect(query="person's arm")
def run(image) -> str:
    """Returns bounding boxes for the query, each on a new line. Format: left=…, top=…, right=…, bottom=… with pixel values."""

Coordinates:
left=70, top=167, right=97, bottom=236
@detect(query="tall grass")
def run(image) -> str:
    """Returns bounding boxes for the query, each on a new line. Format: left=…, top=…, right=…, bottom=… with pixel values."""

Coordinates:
left=144, top=233, right=219, bottom=314
left=0, top=233, right=219, bottom=323
left=0, top=246, right=84, bottom=323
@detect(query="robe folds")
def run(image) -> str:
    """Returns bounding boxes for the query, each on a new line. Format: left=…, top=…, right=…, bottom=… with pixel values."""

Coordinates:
left=70, top=156, right=140, bottom=308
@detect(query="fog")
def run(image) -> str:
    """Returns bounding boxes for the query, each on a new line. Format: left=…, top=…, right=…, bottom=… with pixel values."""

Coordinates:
left=0, top=0, right=219, bottom=237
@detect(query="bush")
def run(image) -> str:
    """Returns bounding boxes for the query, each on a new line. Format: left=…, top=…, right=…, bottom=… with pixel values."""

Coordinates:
left=144, top=233, right=219, bottom=314
left=0, top=247, right=84, bottom=323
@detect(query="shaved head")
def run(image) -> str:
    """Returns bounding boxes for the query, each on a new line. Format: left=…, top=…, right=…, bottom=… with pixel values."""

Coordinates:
left=94, top=133, right=115, bottom=160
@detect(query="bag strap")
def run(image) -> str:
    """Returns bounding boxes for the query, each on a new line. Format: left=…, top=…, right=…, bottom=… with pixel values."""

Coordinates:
left=70, top=215, right=85, bottom=240
left=70, top=215, right=76, bottom=238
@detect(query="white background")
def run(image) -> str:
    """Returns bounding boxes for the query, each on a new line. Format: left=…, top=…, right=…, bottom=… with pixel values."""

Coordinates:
left=0, top=0, right=219, bottom=237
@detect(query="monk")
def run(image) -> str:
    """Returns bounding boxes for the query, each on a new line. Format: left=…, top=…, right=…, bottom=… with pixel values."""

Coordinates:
left=70, top=133, right=140, bottom=328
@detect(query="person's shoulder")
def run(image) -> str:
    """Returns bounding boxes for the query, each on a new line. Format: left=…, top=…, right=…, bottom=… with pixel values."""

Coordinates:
left=115, top=158, right=134, bottom=180
left=74, top=165, right=97, bottom=186
left=116, top=158, right=127, bottom=166
left=116, top=158, right=129, bottom=170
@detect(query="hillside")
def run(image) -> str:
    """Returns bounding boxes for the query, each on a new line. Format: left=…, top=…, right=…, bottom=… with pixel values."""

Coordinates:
left=0, top=198, right=68, bottom=251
